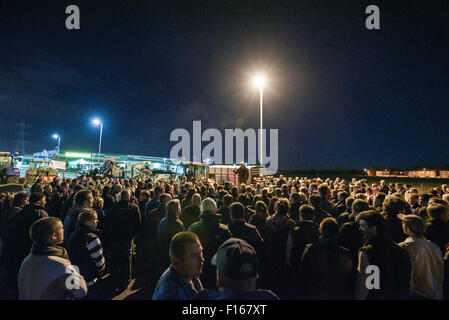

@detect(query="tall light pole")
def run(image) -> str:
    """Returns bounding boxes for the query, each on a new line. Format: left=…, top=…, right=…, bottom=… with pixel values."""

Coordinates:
left=52, top=134, right=61, bottom=157
left=253, top=75, right=266, bottom=167
left=92, top=119, right=103, bottom=163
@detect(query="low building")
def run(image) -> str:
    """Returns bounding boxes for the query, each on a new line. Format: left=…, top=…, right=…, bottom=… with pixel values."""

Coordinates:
left=407, top=166, right=439, bottom=178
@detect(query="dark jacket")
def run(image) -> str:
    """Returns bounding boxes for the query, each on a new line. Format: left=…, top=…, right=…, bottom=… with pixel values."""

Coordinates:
left=300, top=237, right=353, bottom=299
left=109, top=200, right=141, bottom=243
left=101, top=194, right=115, bottom=212
left=48, top=192, right=69, bottom=219
left=360, top=234, right=411, bottom=300
left=320, top=197, right=336, bottom=217
left=4, top=204, right=48, bottom=273
left=338, top=220, right=365, bottom=297
left=157, top=212, right=185, bottom=269
left=235, top=166, right=249, bottom=184
left=249, top=211, right=268, bottom=239
left=264, top=214, right=296, bottom=290
left=425, top=219, right=449, bottom=255
left=66, top=225, right=105, bottom=284
left=289, top=202, right=301, bottom=221
left=287, top=220, right=319, bottom=275
left=188, top=211, right=232, bottom=289
left=229, top=220, right=263, bottom=254
left=217, top=206, right=231, bottom=225
left=180, top=205, right=201, bottom=229
left=145, top=197, right=160, bottom=219
left=333, top=201, right=347, bottom=218
left=314, top=208, right=332, bottom=225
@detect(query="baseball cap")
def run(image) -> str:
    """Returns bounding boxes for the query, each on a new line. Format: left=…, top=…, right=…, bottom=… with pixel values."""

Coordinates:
left=397, top=214, right=427, bottom=234
left=211, top=238, right=258, bottom=280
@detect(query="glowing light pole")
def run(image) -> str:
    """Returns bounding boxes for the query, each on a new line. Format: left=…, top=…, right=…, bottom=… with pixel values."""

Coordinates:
left=52, top=134, right=61, bottom=157
left=92, top=119, right=103, bottom=163
left=253, top=75, right=266, bottom=167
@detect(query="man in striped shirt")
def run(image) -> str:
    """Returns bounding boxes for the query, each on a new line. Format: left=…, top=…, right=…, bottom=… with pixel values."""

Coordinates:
left=66, top=209, right=106, bottom=299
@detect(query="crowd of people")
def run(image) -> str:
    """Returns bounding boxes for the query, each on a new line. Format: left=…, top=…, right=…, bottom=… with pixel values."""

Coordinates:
left=0, top=170, right=448, bottom=300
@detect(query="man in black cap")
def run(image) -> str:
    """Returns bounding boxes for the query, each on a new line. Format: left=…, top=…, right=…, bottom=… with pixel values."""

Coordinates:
left=192, top=238, right=279, bottom=300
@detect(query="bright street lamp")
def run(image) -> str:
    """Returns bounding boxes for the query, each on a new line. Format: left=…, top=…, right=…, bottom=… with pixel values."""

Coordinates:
left=253, top=75, right=266, bottom=167
left=92, top=119, right=103, bottom=163
left=52, top=134, right=61, bottom=157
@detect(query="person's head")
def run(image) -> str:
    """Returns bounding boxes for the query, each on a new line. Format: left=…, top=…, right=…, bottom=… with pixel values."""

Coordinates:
left=191, top=193, right=202, bottom=207
left=351, top=199, right=370, bottom=218
left=408, top=194, right=419, bottom=206
left=223, top=194, right=233, bottom=208
left=274, top=188, right=282, bottom=198
left=92, top=196, right=104, bottom=210
left=276, top=198, right=290, bottom=216
left=418, top=193, right=432, bottom=207
left=337, top=191, right=350, bottom=203
left=30, top=217, right=64, bottom=245
left=201, top=197, right=217, bottom=214
left=154, top=185, right=164, bottom=198
left=318, top=183, right=330, bottom=199
left=289, top=192, right=301, bottom=205
left=29, top=192, right=46, bottom=208
left=119, top=189, right=131, bottom=201
left=319, top=217, right=339, bottom=239
left=169, top=232, right=204, bottom=280
left=76, top=209, right=99, bottom=229
left=230, top=202, right=245, bottom=221
left=356, top=210, right=387, bottom=240
left=308, top=194, right=321, bottom=209
left=212, top=238, right=258, bottom=292
left=74, top=190, right=93, bottom=208
left=299, top=204, right=315, bottom=221
left=255, top=201, right=267, bottom=216
left=426, top=203, right=449, bottom=222
left=443, top=194, right=449, bottom=203
left=345, top=196, right=355, bottom=210
left=12, top=192, right=29, bottom=208
left=43, top=184, right=52, bottom=195
left=139, top=190, right=151, bottom=203
left=166, top=199, right=181, bottom=217
left=382, top=196, right=407, bottom=218
left=159, top=193, right=172, bottom=206
left=398, top=214, right=427, bottom=238
left=237, top=194, right=249, bottom=207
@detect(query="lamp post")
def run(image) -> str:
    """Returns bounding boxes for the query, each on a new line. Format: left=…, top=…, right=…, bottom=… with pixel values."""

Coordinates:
left=92, top=119, right=103, bottom=164
left=253, top=75, right=266, bottom=167
left=52, top=134, right=61, bottom=157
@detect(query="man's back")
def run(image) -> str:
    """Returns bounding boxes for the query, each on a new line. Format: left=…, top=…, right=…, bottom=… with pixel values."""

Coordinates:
left=110, top=200, right=141, bottom=242
left=300, top=238, right=353, bottom=299
left=359, top=234, right=411, bottom=300
left=229, top=220, right=263, bottom=254
left=18, top=253, right=87, bottom=300
left=180, top=205, right=200, bottom=229
left=399, top=236, right=444, bottom=299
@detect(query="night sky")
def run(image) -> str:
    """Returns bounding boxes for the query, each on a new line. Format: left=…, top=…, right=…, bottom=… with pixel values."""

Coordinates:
left=1, top=0, right=448, bottom=170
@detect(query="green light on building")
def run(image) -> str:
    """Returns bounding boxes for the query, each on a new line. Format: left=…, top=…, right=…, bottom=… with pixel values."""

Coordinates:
left=65, top=152, right=92, bottom=158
